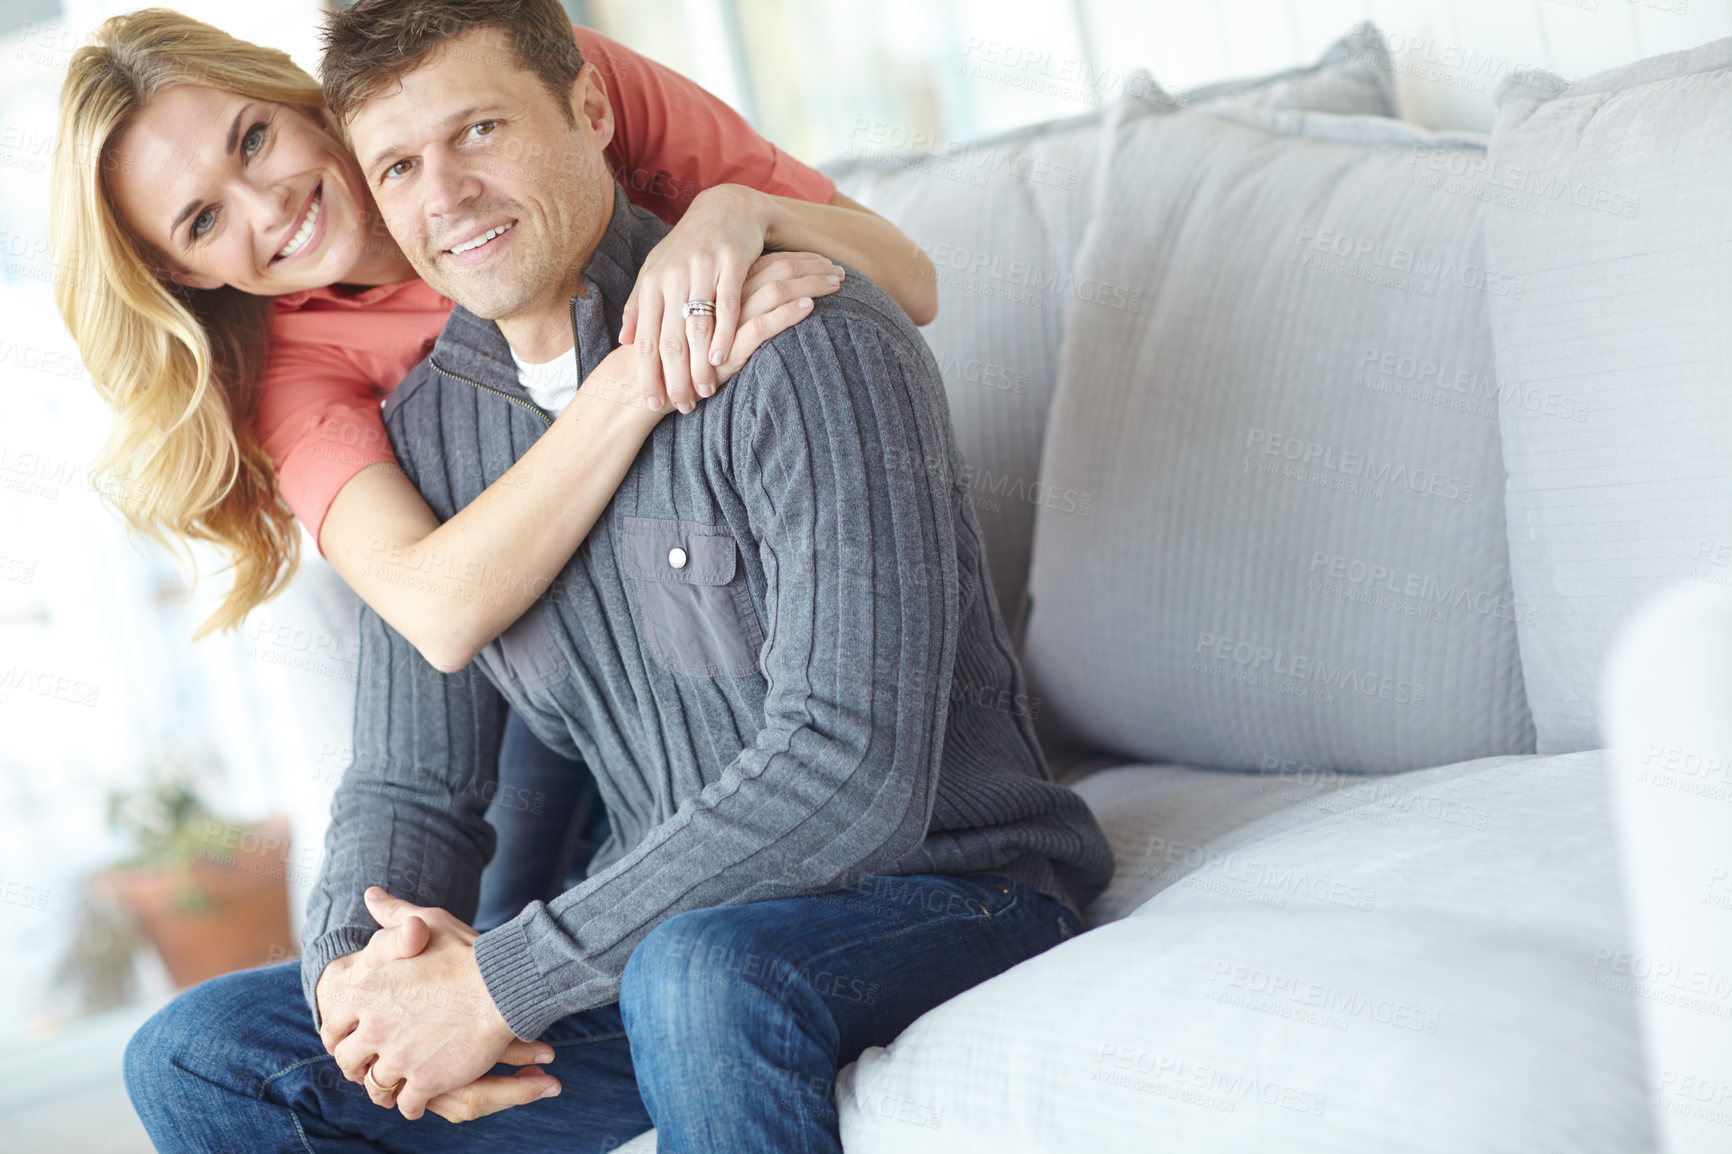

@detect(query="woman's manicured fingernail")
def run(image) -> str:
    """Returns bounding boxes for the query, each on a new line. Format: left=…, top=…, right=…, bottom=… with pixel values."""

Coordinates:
left=678, top=402, right=693, bottom=414
left=647, top=396, right=663, bottom=411
left=710, top=349, right=725, bottom=366
left=798, top=298, right=813, bottom=309
left=697, top=384, right=713, bottom=398
left=826, top=276, right=840, bottom=286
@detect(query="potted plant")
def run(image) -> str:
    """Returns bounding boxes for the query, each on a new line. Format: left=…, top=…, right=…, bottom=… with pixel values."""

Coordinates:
left=87, top=760, right=295, bottom=990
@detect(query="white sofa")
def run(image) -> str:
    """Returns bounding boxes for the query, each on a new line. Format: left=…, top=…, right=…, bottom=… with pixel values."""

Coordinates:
left=619, top=25, right=1732, bottom=1153
left=1604, top=582, right=1732, bottom=1154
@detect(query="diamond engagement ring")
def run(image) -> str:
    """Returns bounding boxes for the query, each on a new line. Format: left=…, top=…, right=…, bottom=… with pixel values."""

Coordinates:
left=681, top=299, right=717, bottom=320
left=365, top=1063, right=406, bottom=1096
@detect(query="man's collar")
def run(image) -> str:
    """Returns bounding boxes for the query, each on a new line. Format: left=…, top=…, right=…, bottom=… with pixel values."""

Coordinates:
left=429, top=181, right=670, bottom=402
left=583, top=180, right=667, bottom=313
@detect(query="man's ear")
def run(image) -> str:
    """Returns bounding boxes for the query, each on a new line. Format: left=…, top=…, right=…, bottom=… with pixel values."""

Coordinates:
left=571, top=62, right=615, bottom=152
left=167, top=266, right=223, bottom=291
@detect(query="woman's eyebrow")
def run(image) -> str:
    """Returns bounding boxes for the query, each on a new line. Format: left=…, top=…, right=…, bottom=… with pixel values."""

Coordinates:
left=171, top=196, right=203, bottom=239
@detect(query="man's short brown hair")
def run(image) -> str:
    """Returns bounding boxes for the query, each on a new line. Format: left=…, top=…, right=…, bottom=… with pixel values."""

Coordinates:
left=320, top=0, right=586, bottom=125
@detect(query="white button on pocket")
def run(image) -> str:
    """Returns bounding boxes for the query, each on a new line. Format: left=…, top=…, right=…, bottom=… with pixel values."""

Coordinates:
left=623, top=517, right=762, bottom=678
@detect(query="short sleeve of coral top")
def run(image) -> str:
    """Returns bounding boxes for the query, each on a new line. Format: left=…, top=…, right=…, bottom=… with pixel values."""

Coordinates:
left=254, top=24, right=837, bottom=549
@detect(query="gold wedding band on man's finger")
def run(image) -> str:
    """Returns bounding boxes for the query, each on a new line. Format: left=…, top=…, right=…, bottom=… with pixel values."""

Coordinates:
left=365, top=1061, right=406, bottom=1103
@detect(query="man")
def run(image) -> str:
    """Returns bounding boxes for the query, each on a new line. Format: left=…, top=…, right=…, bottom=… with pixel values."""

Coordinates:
left=125, top=1, right=1113, bottom=1150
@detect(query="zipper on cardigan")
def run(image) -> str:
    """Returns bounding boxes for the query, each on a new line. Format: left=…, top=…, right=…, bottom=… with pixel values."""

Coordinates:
left=428, top=294, right=591, bottom=426
left=430, top=359, right=552, bottom=428
left=567, top=295, right=590, bottom=406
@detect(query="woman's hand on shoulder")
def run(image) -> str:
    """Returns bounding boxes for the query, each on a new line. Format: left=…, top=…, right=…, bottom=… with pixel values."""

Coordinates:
left=710, top=252, right=842, bottom=380
left=620, top=185, right=842, bottom=414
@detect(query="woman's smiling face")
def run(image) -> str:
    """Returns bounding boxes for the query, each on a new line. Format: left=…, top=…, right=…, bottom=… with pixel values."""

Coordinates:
left=107, top=84, right=389, bottom=296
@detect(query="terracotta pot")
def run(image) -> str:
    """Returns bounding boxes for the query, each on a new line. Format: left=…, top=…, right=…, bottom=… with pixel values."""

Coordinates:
left=97, top=815, right=296, bottom=988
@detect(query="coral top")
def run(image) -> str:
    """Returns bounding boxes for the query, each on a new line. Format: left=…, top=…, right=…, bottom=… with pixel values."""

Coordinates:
left=255, top=26, right=836, bottom=547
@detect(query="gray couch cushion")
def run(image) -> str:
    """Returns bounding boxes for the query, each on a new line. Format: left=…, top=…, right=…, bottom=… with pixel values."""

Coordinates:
left=825, top=24, right=1398, bottom=626
left=835, top=752, right=1648, bottom=1154
left=1481, top=41, right=1732, bottom=754
left=1178, top=22, right=1395, bottom=116
left=1068, top=761, right=1360, bottom=925
left=1022, top=103, right=1534, bottom=773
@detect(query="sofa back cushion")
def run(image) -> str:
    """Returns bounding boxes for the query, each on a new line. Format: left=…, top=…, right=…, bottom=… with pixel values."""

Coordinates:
left=1021, top=104, right=1534, bottom=773
left=825, top=24, right=1397, bottom=625
left=1481, top=41, right=1732, bottom=753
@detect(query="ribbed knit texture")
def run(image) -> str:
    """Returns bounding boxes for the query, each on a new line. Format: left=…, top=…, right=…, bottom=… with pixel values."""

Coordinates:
left=300, top=184, right=1114, bottom=1039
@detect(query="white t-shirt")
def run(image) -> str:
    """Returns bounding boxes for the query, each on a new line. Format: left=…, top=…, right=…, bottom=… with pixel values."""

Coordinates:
left=511, top=345, right=581, bottom=417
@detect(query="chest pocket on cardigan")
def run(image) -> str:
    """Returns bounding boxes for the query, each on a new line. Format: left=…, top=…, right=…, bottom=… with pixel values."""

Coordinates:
left=621, top=516, right=764, bottom=679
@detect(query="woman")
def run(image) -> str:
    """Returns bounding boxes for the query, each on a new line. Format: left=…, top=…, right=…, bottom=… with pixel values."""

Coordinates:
left=52, top=8, right=937, bottom=924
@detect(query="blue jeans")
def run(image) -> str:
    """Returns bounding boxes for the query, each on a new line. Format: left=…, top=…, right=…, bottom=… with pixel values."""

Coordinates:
left=475, top=711, right=609, bottom=933
left=125, top=873, right=1080, bottom=1153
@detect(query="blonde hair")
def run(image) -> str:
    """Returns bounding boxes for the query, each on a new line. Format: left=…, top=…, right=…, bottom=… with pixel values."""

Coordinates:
left=52, top=9, right=338, bottom=636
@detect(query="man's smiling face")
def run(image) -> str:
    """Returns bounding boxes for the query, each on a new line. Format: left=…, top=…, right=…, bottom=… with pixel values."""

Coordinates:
left=346, top=27, right=616, bottom=322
